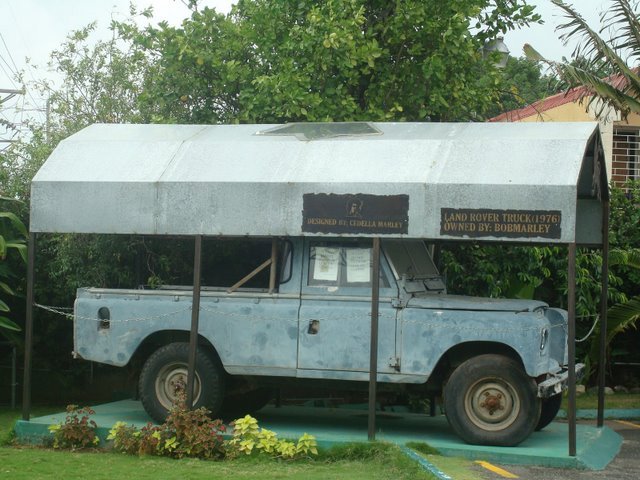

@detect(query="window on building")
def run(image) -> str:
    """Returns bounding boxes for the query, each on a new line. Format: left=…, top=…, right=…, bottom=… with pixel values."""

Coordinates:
left=612, top=128, right=639, bottom=188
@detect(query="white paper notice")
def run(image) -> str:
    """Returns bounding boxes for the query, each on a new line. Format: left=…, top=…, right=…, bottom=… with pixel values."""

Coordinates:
left=346, top=248, right=371, bottom=283
left=313, top=247, right=340, bottom=281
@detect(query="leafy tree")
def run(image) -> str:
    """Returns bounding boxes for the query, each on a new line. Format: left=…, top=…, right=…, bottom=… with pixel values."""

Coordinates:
left=45, top=22, right=151, bottom=137
left=0, top=198, right=27, bottom=340
left=117, top=0, right=541, bottom=124
left=485, top=56, right=561, bottom=118
left=525, top=0, right=640, bottom=119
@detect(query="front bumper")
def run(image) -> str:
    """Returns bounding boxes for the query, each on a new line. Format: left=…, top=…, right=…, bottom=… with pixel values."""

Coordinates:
left=537, top=363, right=585, bottom=398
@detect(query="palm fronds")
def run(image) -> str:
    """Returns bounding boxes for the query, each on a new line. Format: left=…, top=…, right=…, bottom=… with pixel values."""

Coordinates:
left=606, top=295, right=640, bottom=343
left=609, top=247, right=640, bottom=268
left=525, top=0, right=640, bottom=119
left=603, top=247, right=640, bottom=354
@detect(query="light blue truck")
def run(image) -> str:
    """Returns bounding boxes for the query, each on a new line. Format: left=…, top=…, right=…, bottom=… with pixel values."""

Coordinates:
left=31, top=122, right=602, bottom=447
left=74, top=237, right=579, bottom=446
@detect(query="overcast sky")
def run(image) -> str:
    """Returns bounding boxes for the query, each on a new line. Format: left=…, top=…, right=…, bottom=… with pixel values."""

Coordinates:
left=0, top=0, right=612, bottom=141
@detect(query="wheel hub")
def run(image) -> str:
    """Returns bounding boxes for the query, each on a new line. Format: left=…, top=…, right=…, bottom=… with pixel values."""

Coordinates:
left=465, top=379, right=520, bottom=431
left=155, top=363, right=201, bottom=410
left=480, top=391, right=504, bottom=415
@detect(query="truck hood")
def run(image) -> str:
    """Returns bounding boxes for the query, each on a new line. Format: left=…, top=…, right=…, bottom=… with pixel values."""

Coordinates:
left=405, top=294, right=548, bottom=312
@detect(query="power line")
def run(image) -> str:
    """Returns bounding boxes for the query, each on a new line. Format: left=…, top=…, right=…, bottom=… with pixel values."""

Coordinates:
left=0, top=32, right=21, bottom=76
left=1, top=5, right=44, bottom=112
left=0, top=87, right=24, bottom=148
left=0, top=55, right=18, bottom=87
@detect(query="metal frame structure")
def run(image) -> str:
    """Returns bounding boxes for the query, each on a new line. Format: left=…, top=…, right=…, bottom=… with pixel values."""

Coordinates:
left=23, top=122, right=610, bottom=456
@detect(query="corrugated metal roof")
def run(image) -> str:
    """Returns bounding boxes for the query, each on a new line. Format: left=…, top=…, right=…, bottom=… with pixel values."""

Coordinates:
left=30, top=122, right=606, bottom=244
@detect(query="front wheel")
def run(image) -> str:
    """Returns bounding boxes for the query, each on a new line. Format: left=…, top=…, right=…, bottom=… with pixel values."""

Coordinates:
left=139, top=342, right=225, bottom=423
left=535, top=393, right=562, bottom=431
left=444, top=354, right=541, bottom=446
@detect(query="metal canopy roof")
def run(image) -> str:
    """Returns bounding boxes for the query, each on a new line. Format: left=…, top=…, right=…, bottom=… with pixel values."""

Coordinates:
left=30, top=122, right=607, bottom=244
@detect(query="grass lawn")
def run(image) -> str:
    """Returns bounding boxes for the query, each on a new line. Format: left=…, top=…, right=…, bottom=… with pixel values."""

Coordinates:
left=0, top=447, right=439, bottom=480
left=562, top=393, right=640, bottom=410
left=0, top=407, right=440, bottom=480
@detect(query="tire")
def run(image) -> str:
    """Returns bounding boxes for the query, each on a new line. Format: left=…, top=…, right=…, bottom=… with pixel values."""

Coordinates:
left=139, top=342, right=225, bottom=423
left=444, top=354, right=541, bottom=447
left=535, top=393, right=562, bottom=431
left=220, top=387, right=274, bottom=419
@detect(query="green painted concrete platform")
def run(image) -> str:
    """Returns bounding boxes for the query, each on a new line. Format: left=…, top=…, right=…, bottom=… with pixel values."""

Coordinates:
left=14, top=400, right=622, bottom=470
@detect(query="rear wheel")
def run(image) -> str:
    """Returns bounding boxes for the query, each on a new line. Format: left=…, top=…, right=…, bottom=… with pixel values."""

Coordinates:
left=139, top=342, right=225, bottom=423
left=444, top=354, right=541, bottom=446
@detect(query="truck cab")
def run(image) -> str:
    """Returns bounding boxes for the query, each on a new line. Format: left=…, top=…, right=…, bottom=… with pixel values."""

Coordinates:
left=74, top=237, right=578, bottom=446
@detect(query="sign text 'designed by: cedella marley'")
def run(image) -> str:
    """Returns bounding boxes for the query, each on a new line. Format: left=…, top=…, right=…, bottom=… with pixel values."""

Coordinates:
left=302, top=193, right=409, bottom=235
left=440, top=208, right=562, bottom=239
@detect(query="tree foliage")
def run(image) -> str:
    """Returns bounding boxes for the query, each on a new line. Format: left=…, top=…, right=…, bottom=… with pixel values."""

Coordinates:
left=0, top=198, right=27, bottom=340
left=117, top=0, right=540, bottom=124
left=486, top=56, right=561, bottom=118
left=45, top=22, right=150, bottom=136
left=525, top=0, right=640, bottom=119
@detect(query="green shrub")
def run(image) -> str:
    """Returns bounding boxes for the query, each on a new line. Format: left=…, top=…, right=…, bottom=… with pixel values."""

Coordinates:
left=48, top=405, right=99, bottom=450
left=108, top=395, right=226, bottom=459
left=163, top=397, right=226, bottom=459
left=226, top=414, right=318, bottom=460
left=106, top=421, right=141, bottom=454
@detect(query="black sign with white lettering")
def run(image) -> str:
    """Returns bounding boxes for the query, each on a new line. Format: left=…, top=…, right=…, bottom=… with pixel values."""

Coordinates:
left=440, top=208, right=562, bottom=239
left=303, top=193, right=409, bottom=234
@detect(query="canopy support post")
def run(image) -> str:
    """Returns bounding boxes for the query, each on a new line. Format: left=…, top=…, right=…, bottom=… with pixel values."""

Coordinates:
left=597, top=200, right=610, bottom=427
left=186, top=235, right=203, bottom=409
left=368, top=237, right=381, bottom=441
left=567, top=242, right=577, bottom=456
left=22, top=232, right=36, bottom=421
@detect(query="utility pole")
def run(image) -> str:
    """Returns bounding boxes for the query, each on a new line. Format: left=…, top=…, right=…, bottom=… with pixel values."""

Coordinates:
left=0, top=87, right=25, bottom=147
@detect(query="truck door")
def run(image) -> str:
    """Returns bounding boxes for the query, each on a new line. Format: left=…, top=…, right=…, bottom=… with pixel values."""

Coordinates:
left=297, top=239, right=399, bottom=376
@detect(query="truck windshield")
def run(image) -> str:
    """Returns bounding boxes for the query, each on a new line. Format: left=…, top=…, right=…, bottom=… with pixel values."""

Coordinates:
left=383, top=240, right=445, bottom=293
left=308, top=241, right=389, bottom=288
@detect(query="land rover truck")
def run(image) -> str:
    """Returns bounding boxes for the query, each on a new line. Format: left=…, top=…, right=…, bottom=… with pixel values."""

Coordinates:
left=74, top=237, right=580, bottom=447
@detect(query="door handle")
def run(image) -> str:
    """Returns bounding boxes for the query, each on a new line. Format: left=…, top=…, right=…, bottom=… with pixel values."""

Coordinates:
left=307, top=319, right=320, bottom=334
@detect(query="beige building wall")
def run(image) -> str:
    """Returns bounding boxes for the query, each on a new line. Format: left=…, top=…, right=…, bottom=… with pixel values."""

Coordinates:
left=515, top=99, right=640, bottom=184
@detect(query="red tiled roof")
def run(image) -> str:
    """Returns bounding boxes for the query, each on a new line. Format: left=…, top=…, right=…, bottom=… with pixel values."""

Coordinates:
left=489, top=69, right=637, bottom=122
left=488, top=87, right=586, bottom=122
